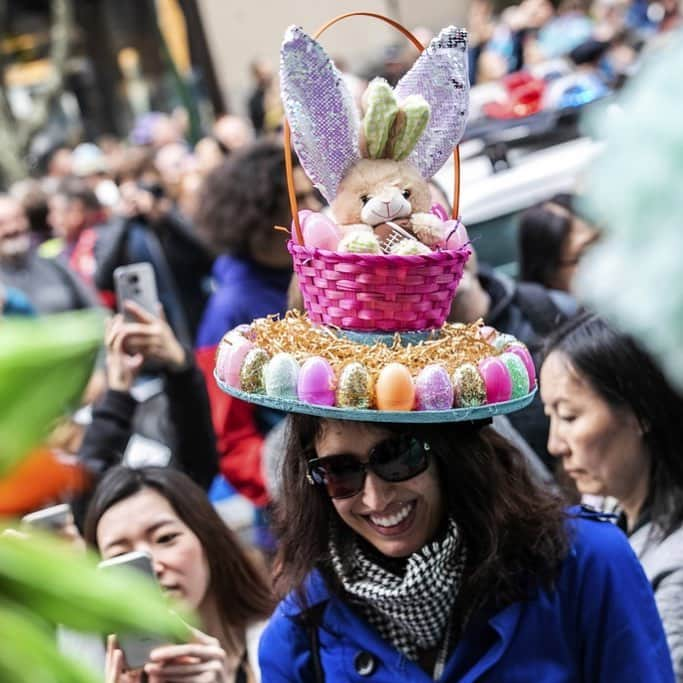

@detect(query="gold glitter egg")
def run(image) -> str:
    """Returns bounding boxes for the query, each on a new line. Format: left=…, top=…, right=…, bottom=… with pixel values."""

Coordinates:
left=452, top=362, right=487, bottom=408
left=336, top=362, right=373, bottom=408
left=240, top=348, right=270, bottom=394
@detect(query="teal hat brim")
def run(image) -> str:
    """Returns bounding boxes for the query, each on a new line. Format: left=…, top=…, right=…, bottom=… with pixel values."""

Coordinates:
left=215, top=371, right=536, bottom=423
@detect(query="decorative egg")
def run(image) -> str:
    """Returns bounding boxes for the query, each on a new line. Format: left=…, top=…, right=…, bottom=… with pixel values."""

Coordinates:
left=478, top=357, right=513, bottom=404
left=499, top=352, right=530, bottom=399
left=240, top=348, right=269, bottom=394
left=441, top=219, right=470, bottom=250
left=215, top=343, right=231, bottom=383
left=264, top=352, right=300, bottom=399
left=390, top=238, right=432, bottom=255
left=415, top=364, right=453, bottom=410
left=336, top=362, right=373, bottom=408
left=221, top=335, right=255, bottom=388
left=337, top=229, right=382, bottom=254
left=376, top=363, right=415, bottom=411
left=452, top=363, right=487, bottom=408
left=491, top=333, right=517, bottom=352
left=291, top=209, right=312, bottom=244
left=507, top=343, right=536, bottom=389
left=297, top=357, right=336, bottom=406
left=300, top=211, right=341, bottom=251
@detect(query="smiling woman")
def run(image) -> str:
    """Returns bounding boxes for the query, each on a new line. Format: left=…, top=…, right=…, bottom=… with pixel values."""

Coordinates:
left=83, top=466, right=275, bottom=682
left=258, top=413, right=676, bottom=682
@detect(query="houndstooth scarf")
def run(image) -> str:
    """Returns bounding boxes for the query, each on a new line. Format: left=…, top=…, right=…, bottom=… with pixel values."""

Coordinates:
left=328, top=517, right=467, bottom=663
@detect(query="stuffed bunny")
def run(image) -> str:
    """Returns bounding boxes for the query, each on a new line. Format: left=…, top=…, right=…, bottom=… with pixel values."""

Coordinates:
left=280, top=25, right=469, bottom=252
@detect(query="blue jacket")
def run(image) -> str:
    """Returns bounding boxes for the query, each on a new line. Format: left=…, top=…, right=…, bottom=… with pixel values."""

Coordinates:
left=196, top=255, right=291, bottom=348
left=259, top=510, right=674, bottom=681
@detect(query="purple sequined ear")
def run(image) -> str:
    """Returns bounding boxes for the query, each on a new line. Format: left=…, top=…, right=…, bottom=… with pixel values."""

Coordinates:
left=394, top=26, right=469, bottom=180
left=280, top=26, right=361, bottom=203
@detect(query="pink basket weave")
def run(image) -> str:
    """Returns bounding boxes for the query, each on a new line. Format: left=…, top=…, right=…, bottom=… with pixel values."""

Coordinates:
left=289, top=241, right=471, bottom=332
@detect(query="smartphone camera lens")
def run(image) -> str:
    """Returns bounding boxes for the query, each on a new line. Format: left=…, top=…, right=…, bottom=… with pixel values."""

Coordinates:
left=129, top=274, right=139, bottom=284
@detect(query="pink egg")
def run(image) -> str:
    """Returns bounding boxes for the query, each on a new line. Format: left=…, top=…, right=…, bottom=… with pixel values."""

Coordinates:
left=508, top=343, right=537, bottom=389
left=223, top=336, right=255, bottom=388
left=291, top=210, right=313, bottom=244
left=478, top=357, right=513, bottom=404
left=301, top=211, right=341, bottom=251
left=415, top=364, right=454, bottom=410
left=298, top=357, right=336, bottom=406
left=441, top=219, right=470, bottom=250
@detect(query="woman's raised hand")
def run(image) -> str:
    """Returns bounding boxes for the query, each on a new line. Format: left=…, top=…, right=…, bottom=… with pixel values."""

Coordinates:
left=105, top=316, right=144, bottom=392
left=144, top=627, right=234, bottom=682
left=105, top=635, right=142, bottom=683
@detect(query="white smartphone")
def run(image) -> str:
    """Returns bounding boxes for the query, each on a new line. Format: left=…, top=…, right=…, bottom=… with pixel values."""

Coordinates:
left=98, top=551, right=168, bottom=670
left=113, top=262, right=159, bottom=321
left=21, top=503, right=73, bottom=532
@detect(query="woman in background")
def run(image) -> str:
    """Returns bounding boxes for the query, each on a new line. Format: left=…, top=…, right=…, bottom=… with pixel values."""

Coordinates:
left=86, top=466, right=274, bottom=682
left=541, top=313, right=683, bottom=680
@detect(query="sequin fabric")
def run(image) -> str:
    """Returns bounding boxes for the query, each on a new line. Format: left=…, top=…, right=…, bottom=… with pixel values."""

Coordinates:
left=395, top=26, right=469, bottom=181
left=280, top=26, right=361, bottom=203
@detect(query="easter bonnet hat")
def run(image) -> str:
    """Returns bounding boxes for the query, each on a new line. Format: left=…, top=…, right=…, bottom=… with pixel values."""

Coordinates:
left=214, top=13, right=537, bottom=423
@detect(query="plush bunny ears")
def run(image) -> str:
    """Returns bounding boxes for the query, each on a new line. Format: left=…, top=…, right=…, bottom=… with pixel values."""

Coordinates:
left=280, top=25, right=469, bottom=203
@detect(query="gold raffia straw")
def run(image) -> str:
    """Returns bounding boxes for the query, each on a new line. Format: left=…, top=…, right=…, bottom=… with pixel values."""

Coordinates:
left=247, top=311, right=496, bottom=380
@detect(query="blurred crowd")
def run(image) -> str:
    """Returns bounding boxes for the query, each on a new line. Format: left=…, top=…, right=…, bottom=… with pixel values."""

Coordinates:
left=2, top=1, right=683, bottom=680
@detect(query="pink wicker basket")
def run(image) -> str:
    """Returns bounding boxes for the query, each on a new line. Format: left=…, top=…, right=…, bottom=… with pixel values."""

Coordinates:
left=289, top=242, right=471, bottom=332
left=283, top=11, right=469, bottom=332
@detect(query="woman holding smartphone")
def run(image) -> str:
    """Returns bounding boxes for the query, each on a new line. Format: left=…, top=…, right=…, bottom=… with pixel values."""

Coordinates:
left=85, top=465, right=274, bottom=682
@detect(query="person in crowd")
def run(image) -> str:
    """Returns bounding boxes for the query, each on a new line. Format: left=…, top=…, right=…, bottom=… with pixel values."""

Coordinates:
left=258, top=410, right=673, bottom=680
left=213, top=115, right=254, bottom=156
left=0, top=193, right=99, bottom=314
left=518, top=193, right=600, bottom=293
left=247, top=58, right=274, bottom=135
left=95, top=165, right=214, bottom=344
left=10, top=178, right=52, bottom=245
left=540, top=312, right=683, bottom=679
left=85, top=465, right=274, bottom=682
left=194, top=140, right=321, bottom=507
left=43, top=176, right=107, bottom=287
left=447, top=228, right=577, bottom=469
left=77, top=301, right=218, bottom=504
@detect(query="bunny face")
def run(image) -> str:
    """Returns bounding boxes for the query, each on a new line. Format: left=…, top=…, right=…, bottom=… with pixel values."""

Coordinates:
left=331, top=159, right=432, bottom=226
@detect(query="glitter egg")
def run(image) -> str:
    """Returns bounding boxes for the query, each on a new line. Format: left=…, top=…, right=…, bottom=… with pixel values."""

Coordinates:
left=507, top=343, right=536, bottom=389
left=376, top=363, right=415, bottom=411
left=390, top=238, right=432, bottom=255
left=452, top=363, right=487, bottom=408
left=337, top=229, right=382, bottom=254
left=240, top=348, right=269, bottom=394
left=298, top=357, right=336, bottom=406
left=336, top=362, right=373, bottom=408
left=415, top=364, right=453, bottom=410
left=264, top=352, right=300, bottom=399
left=491, top=333, right=517, bottom=352
left=499, top=352, right=530, bottom=399
left=221, top=335, right=254, bottom=388
left=478, top=357, right=513, bottom=404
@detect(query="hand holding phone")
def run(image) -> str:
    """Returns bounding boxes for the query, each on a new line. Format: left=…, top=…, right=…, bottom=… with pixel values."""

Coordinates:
left=99, top=551, right=169, bottom=671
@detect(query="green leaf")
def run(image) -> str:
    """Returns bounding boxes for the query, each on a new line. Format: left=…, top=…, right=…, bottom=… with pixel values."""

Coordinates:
left=0, top=311, right=104, bottom=475
left=0, top=531, right=194, bottom=639
left=0, top=600, right=98, bottom=683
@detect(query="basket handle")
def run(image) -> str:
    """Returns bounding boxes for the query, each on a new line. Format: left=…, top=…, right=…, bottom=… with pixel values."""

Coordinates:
left=283, top=11, right=462, bottom=246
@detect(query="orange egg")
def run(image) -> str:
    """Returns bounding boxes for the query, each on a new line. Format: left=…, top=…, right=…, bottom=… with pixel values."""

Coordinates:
left=376, top=363, right=415, bottom=411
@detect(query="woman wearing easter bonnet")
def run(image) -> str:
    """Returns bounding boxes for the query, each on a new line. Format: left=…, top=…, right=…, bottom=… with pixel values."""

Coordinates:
left=213, top=17, right=674, bottom=681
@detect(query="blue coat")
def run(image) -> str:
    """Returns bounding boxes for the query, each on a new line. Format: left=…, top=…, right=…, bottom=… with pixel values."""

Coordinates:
left=259, top=510, right=674, bottom=681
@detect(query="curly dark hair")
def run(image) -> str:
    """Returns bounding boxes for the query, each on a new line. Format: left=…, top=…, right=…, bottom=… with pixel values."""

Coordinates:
left=195, top=139, right=296, bottom=257
left=273, top=416, right=569, bottom=631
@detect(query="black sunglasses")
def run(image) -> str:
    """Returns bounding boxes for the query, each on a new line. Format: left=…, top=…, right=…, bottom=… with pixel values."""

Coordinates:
left=306, top=435, right=431, bottom=499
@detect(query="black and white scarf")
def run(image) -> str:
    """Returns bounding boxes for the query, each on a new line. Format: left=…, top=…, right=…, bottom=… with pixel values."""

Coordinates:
left=328, top=517, right=467, bottom=663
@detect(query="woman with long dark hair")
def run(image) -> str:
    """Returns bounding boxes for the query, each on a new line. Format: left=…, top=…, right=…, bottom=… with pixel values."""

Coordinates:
left=257, top=412, right=673, bottom=681
left=85, top=466, right=275, bottom=682
left=541, top=313, right=683, bottom=679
